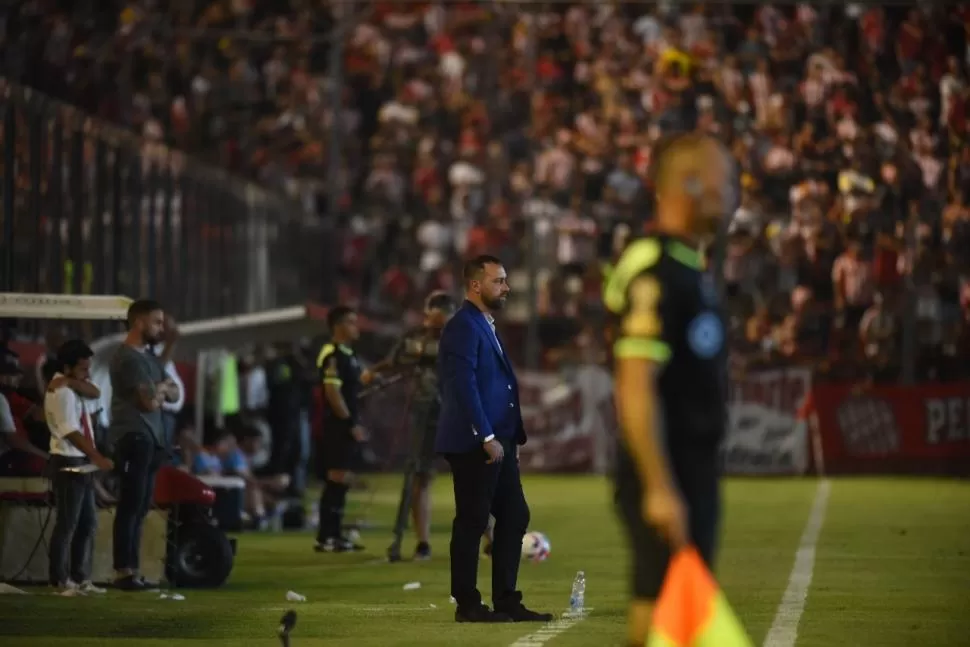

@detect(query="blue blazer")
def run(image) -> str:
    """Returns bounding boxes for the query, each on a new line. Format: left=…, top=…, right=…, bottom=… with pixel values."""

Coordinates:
left=435, top=301, right=527, bottom=454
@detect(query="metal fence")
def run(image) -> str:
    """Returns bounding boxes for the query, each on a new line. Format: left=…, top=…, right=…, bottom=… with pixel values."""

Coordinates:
left=0, top=80, right=336, bottom=331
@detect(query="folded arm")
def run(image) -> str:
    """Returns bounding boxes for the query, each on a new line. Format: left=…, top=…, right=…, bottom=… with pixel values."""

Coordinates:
left=162, top=361, right=185, bottom=409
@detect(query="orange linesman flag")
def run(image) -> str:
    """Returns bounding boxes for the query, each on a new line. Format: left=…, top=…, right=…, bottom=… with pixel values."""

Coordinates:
left=647, top=548, right=754, bottom=647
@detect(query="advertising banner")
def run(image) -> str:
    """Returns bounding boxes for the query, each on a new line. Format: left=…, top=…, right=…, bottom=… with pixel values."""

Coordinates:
left=722, top=367, right=813, bottom=475
left=812, top=382, right=970, bottom=475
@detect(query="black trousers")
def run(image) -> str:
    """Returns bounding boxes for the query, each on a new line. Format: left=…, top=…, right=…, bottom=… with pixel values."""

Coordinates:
left=268, top=413, right=300, bottom=478
left=446, top=437, right=530, bottom=609
left=48, top=455, right=97, bottom=585
left=112, top=432, right=163, bottom=572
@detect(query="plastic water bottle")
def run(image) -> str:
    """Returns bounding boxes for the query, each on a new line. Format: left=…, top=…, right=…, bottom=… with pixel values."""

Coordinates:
left=569, top=571, right=586, bottom=614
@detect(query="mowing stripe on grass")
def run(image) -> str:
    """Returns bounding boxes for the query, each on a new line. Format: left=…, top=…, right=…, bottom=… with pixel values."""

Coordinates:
left=763, top=479, right=831, bottom=647
left=508, top=610, right=590, bottom=647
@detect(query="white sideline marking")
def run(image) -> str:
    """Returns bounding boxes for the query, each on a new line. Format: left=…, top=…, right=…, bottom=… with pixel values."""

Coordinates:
left=763, top=480, right=831, bottom=647
left=508, top=610, right=591, bottom=647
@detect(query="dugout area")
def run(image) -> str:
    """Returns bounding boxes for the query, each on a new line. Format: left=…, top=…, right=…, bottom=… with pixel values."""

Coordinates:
left=0, top=293, right=237, bottom=589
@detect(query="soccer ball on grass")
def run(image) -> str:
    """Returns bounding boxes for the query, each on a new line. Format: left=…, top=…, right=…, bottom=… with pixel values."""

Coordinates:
left=521, top=531, right=551, bottom=562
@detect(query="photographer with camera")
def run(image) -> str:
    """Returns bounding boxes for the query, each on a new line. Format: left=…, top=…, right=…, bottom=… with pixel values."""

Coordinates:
left=382, top=291, right=456, bottom=560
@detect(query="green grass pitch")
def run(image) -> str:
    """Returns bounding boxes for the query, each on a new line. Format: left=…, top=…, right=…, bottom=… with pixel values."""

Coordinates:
left=1, top=475, right=968, bottom=646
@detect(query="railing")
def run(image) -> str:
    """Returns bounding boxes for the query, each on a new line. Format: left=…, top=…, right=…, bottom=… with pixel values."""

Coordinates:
left=0, top=80, right=340, bottom=332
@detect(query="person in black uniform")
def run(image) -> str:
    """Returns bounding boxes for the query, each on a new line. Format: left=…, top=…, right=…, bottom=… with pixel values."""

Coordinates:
left=265, top=342, right=303, bottom=486
left=313, top=306, right=375, bottom=553
left=381, top=291, right=456, bottom=559
left=603, top=133, right=733, bottom=647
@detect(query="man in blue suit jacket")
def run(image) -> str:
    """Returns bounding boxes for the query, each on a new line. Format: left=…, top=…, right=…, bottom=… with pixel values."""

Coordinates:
left=436, top=255, right=552, bottom=624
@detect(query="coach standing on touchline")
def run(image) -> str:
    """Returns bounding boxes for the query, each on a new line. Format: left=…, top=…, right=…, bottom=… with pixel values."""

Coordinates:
left=109, top=300, right=180, bottom=591
left=436, top=255, right=552, bottom=624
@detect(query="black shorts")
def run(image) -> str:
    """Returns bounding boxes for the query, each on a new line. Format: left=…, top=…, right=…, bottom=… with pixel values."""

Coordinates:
left=615, top=438, right=721, bottom=600
left=319, top=422, right=358, bottom=473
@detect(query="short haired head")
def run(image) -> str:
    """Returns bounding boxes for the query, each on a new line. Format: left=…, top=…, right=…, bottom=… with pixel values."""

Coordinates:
left=56, top=339, right=94, bottom=380
left=236, top=424, right=264, bottom=455
left=462, top=255, right=509, bottom=312
left=424, top=291, right=457, bottom=329
left=650, top=133, right=734, bottom=239
left=127, top=299, right=165, bottom=345
left=328, top=305, right=360, bottom=343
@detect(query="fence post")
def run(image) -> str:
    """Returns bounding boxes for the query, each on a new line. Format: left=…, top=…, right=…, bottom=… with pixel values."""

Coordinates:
left=179, top=173, right=195, bottom=320
left=145, top=161, right=159, bottom=298
left=110, top=146, right=125, bottom=296
left=93, top=138, right=107, bottom=296
left=161, top=161, right=175, bottom=310
left=28, top=106, right=44, bottom=293
left=2, top=97, right=16, bottom=291
left=49, top=112, right=64, bottom=293
left=68, top=123, right=84, bottom=295
left=900, top=213, right=918, bottom=385
left=524, top=12, right=540, bottom=371
left=130, top=149, right=144, bottom=298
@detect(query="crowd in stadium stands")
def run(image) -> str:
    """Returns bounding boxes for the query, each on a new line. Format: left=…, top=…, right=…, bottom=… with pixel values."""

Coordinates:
left=2, top=2, right=970, bottom=383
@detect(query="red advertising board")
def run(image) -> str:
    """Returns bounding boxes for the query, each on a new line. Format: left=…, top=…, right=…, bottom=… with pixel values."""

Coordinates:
left=812, top=382, right=970, bottom=475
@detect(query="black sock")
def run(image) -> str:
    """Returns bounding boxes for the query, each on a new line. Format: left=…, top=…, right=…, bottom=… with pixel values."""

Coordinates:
left=330, top=482, right=349, bottom=538
left=317, top=481, right=339, bottom=542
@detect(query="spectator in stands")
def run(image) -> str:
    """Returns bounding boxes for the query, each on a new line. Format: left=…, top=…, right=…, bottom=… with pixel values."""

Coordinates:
left=859, top=293, right=899, bottom=382
left=45, top=339, right=113, bottom=596
left=4, top=3, right=970, bottom=382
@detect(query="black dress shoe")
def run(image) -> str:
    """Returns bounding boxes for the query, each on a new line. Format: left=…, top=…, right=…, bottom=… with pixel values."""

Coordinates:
left=496, top=603, right=554, bottom=623
left=455, top=603, right=513, bottom=623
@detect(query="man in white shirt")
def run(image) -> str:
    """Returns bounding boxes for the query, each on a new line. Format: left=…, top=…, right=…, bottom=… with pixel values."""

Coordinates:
left=45, top=340, right=114, bottom=595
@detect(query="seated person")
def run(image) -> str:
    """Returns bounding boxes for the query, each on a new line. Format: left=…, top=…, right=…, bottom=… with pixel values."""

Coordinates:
left=228, top=427, right=291, bottom=530
left=0, top=361, right=49, bottom=476
left=183, top=427, right=289, bottom=530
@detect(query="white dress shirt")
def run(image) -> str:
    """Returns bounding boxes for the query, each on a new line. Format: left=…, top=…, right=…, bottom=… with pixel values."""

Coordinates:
left=481, top=311, right=503, bottom=444
left=0, top=393, right=15, bottom=457
left=45, top=375, right=95, bottom=458
left=162, top=358, right=185, bottom=414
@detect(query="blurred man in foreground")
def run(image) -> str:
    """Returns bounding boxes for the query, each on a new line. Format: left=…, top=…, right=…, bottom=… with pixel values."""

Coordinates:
left=603, top=133, right=733, bottom=646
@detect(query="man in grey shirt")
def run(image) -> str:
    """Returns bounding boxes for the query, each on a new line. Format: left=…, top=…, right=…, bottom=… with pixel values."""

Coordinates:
left=109, top=299, right=179, bottom=591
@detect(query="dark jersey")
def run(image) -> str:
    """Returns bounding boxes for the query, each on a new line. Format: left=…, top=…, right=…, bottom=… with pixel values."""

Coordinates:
left=604, top=235, right=728, bottom=447
left=316, top=343, right=362, bottom=426
left=266, top=356, right=301, bottom=421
